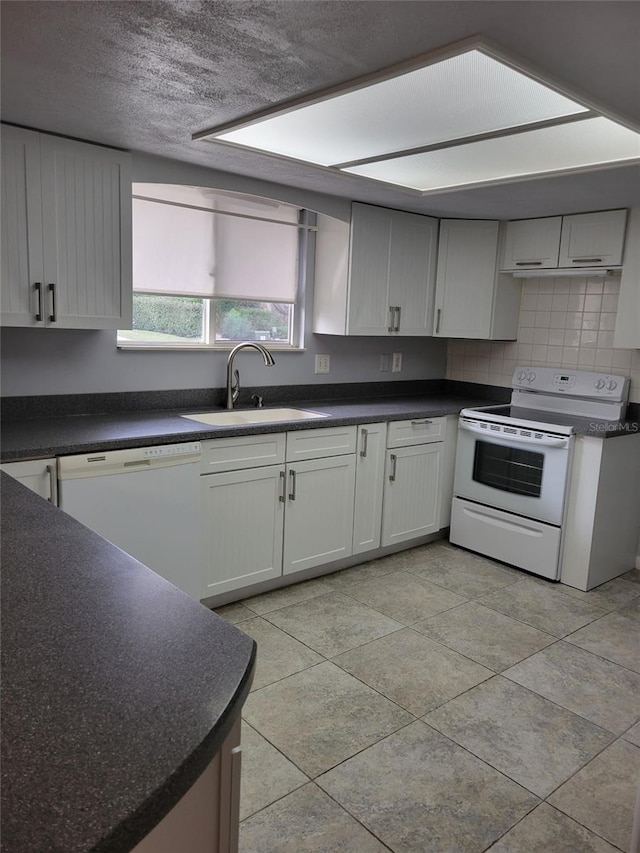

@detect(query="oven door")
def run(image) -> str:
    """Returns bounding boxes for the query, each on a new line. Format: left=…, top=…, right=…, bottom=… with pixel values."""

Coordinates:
left=453, top=419, right=573, bottom=525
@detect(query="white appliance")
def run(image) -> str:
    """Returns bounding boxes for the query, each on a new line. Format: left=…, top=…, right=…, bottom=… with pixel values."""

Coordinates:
left=58, top=442, right=203, bottom=599
left=450, top=367, right=630, bottom=580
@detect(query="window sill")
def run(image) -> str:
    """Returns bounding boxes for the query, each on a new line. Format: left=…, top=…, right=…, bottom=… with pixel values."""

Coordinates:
left=116, top=343, right=304, bottom=352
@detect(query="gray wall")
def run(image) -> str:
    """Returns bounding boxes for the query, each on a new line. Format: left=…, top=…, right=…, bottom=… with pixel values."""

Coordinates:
left=0, top=152, right=447, bottom=396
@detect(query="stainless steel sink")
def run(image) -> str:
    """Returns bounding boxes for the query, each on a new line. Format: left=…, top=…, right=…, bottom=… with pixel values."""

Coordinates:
left=180, top=407, right=329, bottom=426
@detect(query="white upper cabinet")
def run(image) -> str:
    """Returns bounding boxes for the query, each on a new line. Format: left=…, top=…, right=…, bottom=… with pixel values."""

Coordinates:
left=433, top=219, right=521, bottom=339
left=313, top=202, right=438, bottom=336
left=558, top=209, right=628, bottom=268
left=500, top=217, right=562, bottom=271
left=613, top=206, right=640, bottom=349
left=1, top=125, right=132, bottom=328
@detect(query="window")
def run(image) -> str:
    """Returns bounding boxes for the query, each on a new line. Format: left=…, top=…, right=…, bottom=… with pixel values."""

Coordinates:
left=118, top=185, right=305, bottom=348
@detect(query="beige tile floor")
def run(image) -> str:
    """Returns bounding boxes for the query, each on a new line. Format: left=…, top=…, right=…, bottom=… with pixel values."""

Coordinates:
left=216, top=541, right=640, bottom=853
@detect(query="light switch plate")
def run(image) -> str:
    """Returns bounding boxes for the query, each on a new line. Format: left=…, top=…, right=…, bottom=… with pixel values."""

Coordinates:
left=392, top=352, right=402, bottom=373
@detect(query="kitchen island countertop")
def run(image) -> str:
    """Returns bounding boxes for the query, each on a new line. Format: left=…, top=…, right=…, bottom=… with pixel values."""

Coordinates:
left=0, top=472, right=256, bottom=852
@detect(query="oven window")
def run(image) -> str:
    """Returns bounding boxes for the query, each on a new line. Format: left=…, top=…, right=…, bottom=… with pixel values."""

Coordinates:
left=473, top=441, right=544, bottom=497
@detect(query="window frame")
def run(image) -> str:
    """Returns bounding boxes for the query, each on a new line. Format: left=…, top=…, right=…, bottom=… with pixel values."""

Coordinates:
left=117, top=192, right=311, bottom=351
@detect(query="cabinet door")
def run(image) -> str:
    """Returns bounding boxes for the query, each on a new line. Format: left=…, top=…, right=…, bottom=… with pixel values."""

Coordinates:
left=353, top=423, right=386, bottom=555
left=382, top=444, right=441, bottom=547
left=1, top=458, right=57, bottom=503
left=346, top=203, right=393, bottom=335
left=40, top=134, right=132, bottom=329
left=558, top=209, right=627, bottom=267
left=388, top=210, right=438, bottom=335
left=201, top=466, right=284, bottom=597
left=501, top=217, right=561, bottom=271
left=283, top=455, right=355, bottom=574
left=433, top=220, right=499, bottom=339
left=0, top=126, right=44, bottom=326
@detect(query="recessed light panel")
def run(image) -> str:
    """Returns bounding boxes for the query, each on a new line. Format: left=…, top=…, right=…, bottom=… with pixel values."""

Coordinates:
left=213, top=50, right=587, bottom=167
left=196, top=40, right=640, bottom=193
left=342, top=117, right=640, bottom=191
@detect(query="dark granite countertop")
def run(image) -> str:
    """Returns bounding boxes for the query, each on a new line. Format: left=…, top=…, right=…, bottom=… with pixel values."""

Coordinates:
left=0, top=473, right=256, bottom=852
left=1, top=382, right=637, bottom=461
left=0, top=393, right=501, bottom=461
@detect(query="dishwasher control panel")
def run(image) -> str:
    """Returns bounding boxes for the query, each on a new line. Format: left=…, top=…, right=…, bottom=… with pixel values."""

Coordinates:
left=143, top=443, right=202, bottom=458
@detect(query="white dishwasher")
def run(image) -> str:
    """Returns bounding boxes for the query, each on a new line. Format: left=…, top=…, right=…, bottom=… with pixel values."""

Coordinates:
left=57, top=442, right=202, bottom=599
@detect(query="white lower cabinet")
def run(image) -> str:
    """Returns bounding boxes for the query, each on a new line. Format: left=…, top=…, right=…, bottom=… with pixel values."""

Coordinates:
left=200, top=418, right=457, bottom=600
left=1, top=458, right=58, bottom=503
left=353, top=423, right=386, bottom=555
left=200, top=426, right=357, bottom=597
left=201, top=465, right=285, bottom=597
left=283, top=454, right=355, bottom=575
left=382, top=443, right=442, bottom=547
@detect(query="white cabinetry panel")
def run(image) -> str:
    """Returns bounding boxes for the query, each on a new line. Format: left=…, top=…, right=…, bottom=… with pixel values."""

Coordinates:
left=501, top=217, right=561, bottom=271
left=353, top=423, right=386, bottom=556
left=283, top=454, right=355, bottom=574
left=382, top=443, right=441, bottom=547
left=434, top=219, right=521, bottom=340
left=1, top=125, right=132, bottom=329
left=313, top=202, right=438, bottom=336
left=558, top=209, right=627, bottom=268
left=1, top=458, right=57, bottom=503
left=202, top=465, right=285, bottom=597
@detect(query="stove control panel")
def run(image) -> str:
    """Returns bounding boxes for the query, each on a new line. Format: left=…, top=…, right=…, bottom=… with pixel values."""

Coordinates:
left=512, top=366, right=630, bottom=402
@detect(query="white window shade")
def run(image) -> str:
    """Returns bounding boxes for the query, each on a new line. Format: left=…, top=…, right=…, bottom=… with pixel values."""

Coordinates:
left=133, top=196, right=299, bottom=302
left=212, top=213, right=299, bottom=303
left=133, top=198, right=216, bottom=297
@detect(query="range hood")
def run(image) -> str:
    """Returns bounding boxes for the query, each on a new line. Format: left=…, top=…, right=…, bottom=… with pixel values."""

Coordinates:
left=510, top=267, right=622, bottom=278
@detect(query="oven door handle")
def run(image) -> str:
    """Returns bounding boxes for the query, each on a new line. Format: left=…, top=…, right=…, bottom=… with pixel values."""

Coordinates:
left=459, top=420, right=570, bottom=448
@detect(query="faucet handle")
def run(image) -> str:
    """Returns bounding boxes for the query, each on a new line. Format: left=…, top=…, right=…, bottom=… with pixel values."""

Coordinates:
left=251, top=394, right=264, bottom=409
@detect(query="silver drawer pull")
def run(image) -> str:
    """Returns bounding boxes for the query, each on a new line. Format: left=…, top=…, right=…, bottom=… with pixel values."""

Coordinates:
left=388, top=306, right=395, bottom=333
left=571, top=258, right=603, bottom=263
left=394, top=306, right=401, bottom=332
left=435, top=308, right=441, bottom=334
left=289, top=469, right=296, bottom=501
left=48, top=283, right=57, bottom=322
left=279, top=470, right=286, bottom=502
left=411, top=419, right=432, bottom=426
left=389, top=453, right=397, bottom=482
left=360, top=428, right=369, bottom=458
left=515, top=261, right=542, bottom=266
left=46, top=464, right=56, bottom=503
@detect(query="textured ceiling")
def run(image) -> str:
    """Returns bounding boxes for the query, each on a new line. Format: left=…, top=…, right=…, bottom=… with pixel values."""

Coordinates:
left=2, top=0, right=639, bottom=219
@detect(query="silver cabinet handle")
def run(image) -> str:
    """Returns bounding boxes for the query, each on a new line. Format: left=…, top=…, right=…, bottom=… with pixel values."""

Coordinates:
left=515, top=261, right=542, bottom=266
left=435, top=308, right=441, bottom=334
left=279, top=470, right=286, bottom=503
left=394, top=306, right=401, bottom=332
left=34, top=282, right=43, bottom=321
left=360, top=428, right=369, bottom=458
left=388, top=306, right=395, bottom=333
left=289, top=469, right=296, bottom=501
left=46, top=464, right=57, bottom=504
left=411, top=419, right=432, bottom=426
left=48, top=283, right=57, bottom=322
left=571, top=258, right=603, bottom=263
left=389, top=453, right=397, bottom=482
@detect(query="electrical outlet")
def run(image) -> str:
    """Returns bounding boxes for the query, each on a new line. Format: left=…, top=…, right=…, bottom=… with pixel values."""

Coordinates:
left=392, top=352, right=402, bottom=373
left=315, top=354, right=331, bottom=374
left=380, top=353, right=390, bottom=372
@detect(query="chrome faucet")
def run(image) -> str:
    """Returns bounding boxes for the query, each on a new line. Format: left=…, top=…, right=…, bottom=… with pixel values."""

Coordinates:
left=226, top=342, right=275, bottom=409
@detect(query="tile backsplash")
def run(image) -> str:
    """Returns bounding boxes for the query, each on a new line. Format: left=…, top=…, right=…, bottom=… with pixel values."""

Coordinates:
left=446, top=275, right=640, bottom=404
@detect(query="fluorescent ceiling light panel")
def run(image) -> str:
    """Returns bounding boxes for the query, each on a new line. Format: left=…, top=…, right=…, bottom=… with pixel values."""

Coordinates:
left=343, top=117, right=640, bottom=192
left=197, top=41, right=640, bottom=193
left=213, top=50, right=587, bottom=166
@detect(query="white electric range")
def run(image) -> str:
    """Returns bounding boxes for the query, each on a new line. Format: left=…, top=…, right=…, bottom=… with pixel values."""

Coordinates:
left=450, top=366, right=630, bottom=580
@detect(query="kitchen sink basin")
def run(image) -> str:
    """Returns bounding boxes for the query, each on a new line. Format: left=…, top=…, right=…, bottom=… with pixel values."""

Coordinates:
left=180, top=407, right=329, bottom=426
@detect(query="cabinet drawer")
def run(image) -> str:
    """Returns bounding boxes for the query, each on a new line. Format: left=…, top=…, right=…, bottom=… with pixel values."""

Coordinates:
left=201, top=433, right=286, bottom=474
left=387, top=417, right=444, bottom=448
left=286, top=425, right=357, bottom=462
